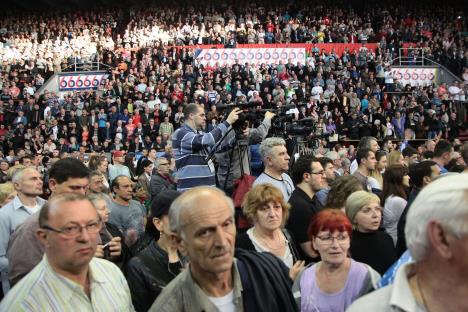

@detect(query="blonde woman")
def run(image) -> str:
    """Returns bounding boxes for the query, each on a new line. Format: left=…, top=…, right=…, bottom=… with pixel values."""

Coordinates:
left=387, top=150, right=405, bottom=167
left=236, top=183, right=304, bottom=277
left=0, top=182, right=16, bottom=207
left=345, top=191, right=397, bottom=274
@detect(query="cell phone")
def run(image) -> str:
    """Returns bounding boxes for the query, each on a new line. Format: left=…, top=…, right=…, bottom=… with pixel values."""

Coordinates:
left=103, top=242, right=111, bottom=258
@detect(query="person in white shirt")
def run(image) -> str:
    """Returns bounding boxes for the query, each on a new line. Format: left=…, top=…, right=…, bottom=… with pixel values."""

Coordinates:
left=0, top=168, right=46, bottom=295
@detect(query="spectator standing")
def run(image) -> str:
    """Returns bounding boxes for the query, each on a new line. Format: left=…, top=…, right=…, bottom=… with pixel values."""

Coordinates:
left=0, top=168, right=46, bottom=295
left=286, top=156, right=325, bottom=262
left=108, top=176, right=146, bottom=247
left=345, top=191, right=397, bottom=275
left=253, top=137, right=294, bottom=201
left=109, top=150, right=131, bottom=182
left=0, top=194, right=135, bottom=311
left=172, top=104, right=240, bottom=191
left=382, top=164, right=410, bottom=245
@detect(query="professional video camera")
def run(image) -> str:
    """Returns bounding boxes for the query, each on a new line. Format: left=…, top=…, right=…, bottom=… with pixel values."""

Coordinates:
left=216, top=100, right=263, bottom=133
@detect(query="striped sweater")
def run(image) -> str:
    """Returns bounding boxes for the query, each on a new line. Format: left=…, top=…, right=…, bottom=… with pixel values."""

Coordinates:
left=172, top=122, right=231, bottom=191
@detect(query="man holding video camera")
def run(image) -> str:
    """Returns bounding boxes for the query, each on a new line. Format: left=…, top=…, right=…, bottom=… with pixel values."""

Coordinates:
left=215, top=109, right=276, bottom=194
left=172, top=103, right=241, bottom=192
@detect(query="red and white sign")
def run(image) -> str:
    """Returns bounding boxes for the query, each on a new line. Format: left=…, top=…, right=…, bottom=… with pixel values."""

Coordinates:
left=195, top=48, right=306, bottom=67
left=58, top=73, right=108, bottom=91
left=391, top=68, right=437, bottom=87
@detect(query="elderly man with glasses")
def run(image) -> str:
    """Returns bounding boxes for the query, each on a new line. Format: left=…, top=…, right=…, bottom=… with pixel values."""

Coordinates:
left=150, top=156, right=176, bottom=200
left=0, top=193, right=134, bottom=311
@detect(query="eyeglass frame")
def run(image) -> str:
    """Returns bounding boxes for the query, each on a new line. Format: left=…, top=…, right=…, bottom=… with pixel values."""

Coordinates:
left=41, top=220, right=102, bottom=238
left=315, top=233, right=350, bottom=246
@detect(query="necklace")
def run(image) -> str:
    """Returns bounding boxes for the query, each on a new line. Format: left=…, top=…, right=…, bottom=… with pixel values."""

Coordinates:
left=253, top=228, right=285, bottom=251
left=416, top=275, right=431, bottom=312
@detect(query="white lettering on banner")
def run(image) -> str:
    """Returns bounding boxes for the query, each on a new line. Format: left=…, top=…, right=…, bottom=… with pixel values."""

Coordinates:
left=58, top=73, right=108, bottom=91
left=195, top=48, right=306, bottom=67
left=391, top=68, right=437, bottom=87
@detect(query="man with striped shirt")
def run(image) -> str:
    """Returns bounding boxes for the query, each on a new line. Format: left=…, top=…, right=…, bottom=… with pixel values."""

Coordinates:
left=172, top=103, right=241, bottom=191
left=0, top=193, right=134, bottom=311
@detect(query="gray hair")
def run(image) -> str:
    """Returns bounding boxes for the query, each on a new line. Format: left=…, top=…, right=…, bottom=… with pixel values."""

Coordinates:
left=169, top=186, right=234, bottom=238
left=259, top=137, right=286, bottom=160
left=11, top=167, right=38, bottom=184
left=405, top=173, right=468, bottom=261
left=357, top=136, right=377, bottom=150
left=87, top=193, right=106, bottom=206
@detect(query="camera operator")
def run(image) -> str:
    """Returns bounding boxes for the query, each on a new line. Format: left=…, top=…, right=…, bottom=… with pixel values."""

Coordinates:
left=172, top=103, right=241, bottom=192
left=215, top=110, right=276, bottom=195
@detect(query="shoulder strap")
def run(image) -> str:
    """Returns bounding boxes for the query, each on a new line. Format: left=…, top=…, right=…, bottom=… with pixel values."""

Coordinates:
left=282, top=229, right=301, bottom=263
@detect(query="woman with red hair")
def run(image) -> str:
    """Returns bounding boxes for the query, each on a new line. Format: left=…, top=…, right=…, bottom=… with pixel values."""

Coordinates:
left=292, top=209, right=380, bottom=312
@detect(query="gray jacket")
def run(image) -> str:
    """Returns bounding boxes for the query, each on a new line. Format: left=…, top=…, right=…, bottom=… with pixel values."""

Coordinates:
left=149, top=261, right=244, bottom=312
left=216, top=117, right=271, bottom=190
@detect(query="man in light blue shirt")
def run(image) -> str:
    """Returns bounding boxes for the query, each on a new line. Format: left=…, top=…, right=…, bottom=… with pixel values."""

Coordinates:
left=0, top=168, right=46, bottom=295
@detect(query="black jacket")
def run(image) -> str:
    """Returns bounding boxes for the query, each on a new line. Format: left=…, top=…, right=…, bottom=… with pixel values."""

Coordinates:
left=125, top=241, right=185, bottom=312
left=100, top=222, right=131, bottom=271
left=235, top=248, right=299, bottom=312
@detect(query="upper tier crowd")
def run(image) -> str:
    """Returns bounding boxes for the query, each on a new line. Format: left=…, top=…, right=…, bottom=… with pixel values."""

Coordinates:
left=0, top=2, right=467, bottom=312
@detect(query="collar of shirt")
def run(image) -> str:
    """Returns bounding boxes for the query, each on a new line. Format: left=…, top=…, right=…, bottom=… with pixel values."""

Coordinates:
left=181, top=259, right=244, bottom=311
left=12, top=196, right=46, bottom=211
left=389, top=263, right=422, bottom=312
left=43, top=255, right=107, bottom=303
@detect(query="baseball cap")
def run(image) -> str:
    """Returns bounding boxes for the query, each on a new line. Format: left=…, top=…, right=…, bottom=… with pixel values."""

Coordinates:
left=151, top=190, right=181, bottom=218
left=113, top=150, right=124, bottom=157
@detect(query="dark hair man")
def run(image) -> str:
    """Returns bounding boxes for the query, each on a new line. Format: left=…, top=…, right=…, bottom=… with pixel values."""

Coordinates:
left=432, top=140, right=453, bottom=174
left=172, top=103, right=241, bottom=191
left=352, top=148, right=377, bottom=191
left=286, top=156, right=325, bottom=263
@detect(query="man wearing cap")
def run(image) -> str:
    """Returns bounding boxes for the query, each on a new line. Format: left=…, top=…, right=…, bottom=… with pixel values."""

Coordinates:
left=126, top=190, right=185, bottom=312
left=109, top=150, right=131, bottom=182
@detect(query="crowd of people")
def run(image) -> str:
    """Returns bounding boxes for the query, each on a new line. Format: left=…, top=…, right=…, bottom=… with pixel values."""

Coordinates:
left=0, top=1, right=467, bottom=311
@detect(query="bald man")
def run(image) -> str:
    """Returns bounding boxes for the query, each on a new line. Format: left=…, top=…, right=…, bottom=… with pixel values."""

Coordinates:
left=150, top=186, right=298, bottom=312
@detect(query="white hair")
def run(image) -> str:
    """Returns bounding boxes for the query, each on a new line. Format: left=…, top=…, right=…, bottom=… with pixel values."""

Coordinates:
left=259, top=137, right=286, bottom=160
left=169, top=186, right=234, bottom=238
left=405, top=173, right=468, bottom=261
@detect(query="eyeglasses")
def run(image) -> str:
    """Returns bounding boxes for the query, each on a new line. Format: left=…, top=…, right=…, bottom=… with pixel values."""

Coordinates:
left=316, top=234, right=349, bottom=246
left=42, top=221, right=101, bottom=238
left=159, top=162, right=170, bottom=166
left=310, top=170, right=325, bottom=175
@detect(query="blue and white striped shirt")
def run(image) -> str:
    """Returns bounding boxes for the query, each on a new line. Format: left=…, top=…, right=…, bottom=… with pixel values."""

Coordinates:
left=172, top=122, right=231, bottom=191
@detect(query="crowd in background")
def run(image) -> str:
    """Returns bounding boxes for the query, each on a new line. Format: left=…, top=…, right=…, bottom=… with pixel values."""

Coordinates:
left=0, top=1, right=467, bottom=310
